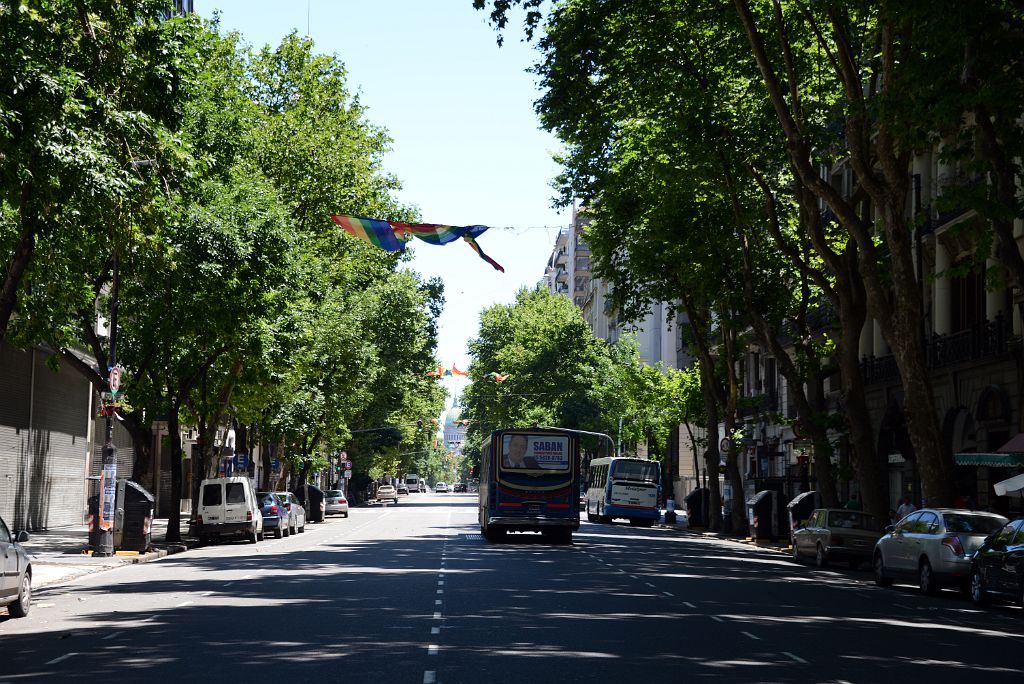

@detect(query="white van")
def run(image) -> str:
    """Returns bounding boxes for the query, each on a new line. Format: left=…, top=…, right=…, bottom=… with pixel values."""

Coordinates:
left=197, top=476, right=263, bottom=544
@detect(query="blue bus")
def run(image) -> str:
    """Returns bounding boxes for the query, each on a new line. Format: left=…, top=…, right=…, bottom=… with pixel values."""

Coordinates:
left=478, top=427, right=580, bottom=544
left=585, top=456, right=662, bottom=527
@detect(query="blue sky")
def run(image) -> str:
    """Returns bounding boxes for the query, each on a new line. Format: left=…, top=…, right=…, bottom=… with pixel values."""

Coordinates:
left=194, top=1, right=569, bottom=397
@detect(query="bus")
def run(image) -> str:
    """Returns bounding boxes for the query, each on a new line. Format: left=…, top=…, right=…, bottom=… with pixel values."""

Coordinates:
left=478, top=427, right=580, bottom=544
left=585, top=456, right=662, bottom=527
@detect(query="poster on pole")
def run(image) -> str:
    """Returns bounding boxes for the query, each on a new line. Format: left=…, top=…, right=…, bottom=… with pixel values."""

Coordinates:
left=99, top=464, right=116, bottom=531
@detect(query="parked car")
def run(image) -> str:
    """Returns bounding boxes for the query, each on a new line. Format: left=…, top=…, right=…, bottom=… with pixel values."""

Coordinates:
left=376, top=484, right=399, bottom=503
left=293, top=484, right=326, bottom=523
left=257, top=491, right=290, bottom=539
left=874, top=508, right=1008, bottom=594
left=453, top=482, right=467, bottom=493
left=396, top=484, right=410, bottom=496
left=197, top=477, right=263, bottom=544
left=275, top=491, right=306, bottom=534
left=435, top=482, right=448, bottom=493
left=0, top=514, right=32, bottom=618
left=324, top=489, right=350, bottom=517
left=969, top=517, right=1024, bottom=608
left=792, top=509, right=885, bottom=568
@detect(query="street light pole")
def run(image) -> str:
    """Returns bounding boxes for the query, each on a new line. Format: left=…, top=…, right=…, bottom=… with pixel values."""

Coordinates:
left=95, top=253, right=120, bottom=557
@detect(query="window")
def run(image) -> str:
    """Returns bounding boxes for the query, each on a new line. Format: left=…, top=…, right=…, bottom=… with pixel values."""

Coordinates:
left=918, top=512, right=940, bottom=534
left=942, top=514, right=1006, bottom=535
left=202, top=483, right=222, bottom=506
left=225, top=482, right=246, bottom=504
left=995, top=521, right=1019, bottom=546
left=1012, top=522, right=1024, bottom=546
left=612, top=460, right=660, bottom=483
left=896, top=511, right=921, bottom=533
left=0, top=517, right=10, bottom=544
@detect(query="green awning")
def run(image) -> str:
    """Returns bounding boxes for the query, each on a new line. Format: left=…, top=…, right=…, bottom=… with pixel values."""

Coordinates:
left=954, top=452, right=1024, bottom=467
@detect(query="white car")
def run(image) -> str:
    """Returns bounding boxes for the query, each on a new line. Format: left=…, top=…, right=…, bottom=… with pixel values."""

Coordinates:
left=324, top=489, right=349, bottom=517
left=435, top=482, right=448, bottom=493
left=376, top=485, right=399, bottom=503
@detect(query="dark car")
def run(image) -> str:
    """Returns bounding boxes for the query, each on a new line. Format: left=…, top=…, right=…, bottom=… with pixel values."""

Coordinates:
left=257, top=491, right=290, bottom=539
left=1, top=514, right=32, bottom=618
left=293, top=484, right=326, bottom=523
left=970, top=517, right=1024, bottom=608
left=453, top=482, right=467, bottom=493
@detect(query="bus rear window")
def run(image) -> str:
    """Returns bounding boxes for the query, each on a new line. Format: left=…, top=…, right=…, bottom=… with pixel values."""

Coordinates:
left=611, top=460, right=660, bottom=483
left=501, top=434, right=570, bottom=470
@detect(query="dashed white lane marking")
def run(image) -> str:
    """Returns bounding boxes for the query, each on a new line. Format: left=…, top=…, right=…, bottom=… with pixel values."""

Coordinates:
left=630, top=575, right=638, bottom=579
left=683, top=601, right=696, bottom=608
left=102, top=632, right=121, bottom=641
left=424, top=671, right=437, bottom=683
left=783, top=652, right=808, bottom=664
left=45, top=653, right=77, bottom=665
left=436, top=589, right=443, bottom=595
left=645, top=582, right=656, bottom=588
left=711, top=616, right=723, bottom=623
left=741, top=631, right=760, bottom=640
left=438, top=580, right=444, bottom=586
left=663, top=592, right=674, bottom=597
left=427, top=644, right=439, bottom=656
left=175, top=601, right=193, bottom=608
left=435, top=599, right=442, bottom=605
left=431, top=626, right=440, bottom=635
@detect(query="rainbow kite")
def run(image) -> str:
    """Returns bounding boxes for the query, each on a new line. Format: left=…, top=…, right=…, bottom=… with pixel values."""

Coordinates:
left=331, top=215, right=505, bottom=272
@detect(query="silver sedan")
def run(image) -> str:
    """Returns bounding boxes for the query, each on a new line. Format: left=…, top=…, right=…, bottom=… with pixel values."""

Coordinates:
left=1, top=515, right=32, bottom=618
left=873, top=508, right=1007, bottom=594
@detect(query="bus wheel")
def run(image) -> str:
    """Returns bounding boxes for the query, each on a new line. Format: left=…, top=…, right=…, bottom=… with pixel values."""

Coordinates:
left=484, top=526, right=505, bottom=543
left=587, top=512, right=597, bottom=523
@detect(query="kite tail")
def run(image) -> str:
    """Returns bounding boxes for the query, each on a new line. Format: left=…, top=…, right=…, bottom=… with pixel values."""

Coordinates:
left=463, top=235, right=505, bottom=272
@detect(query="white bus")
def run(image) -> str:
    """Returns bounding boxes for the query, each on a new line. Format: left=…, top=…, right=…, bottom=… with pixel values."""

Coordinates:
left=584, top=457, right=662, bottom=527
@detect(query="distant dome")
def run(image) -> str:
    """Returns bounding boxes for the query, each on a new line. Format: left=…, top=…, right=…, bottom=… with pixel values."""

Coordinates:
left=443, top=406, right=463, bottom=428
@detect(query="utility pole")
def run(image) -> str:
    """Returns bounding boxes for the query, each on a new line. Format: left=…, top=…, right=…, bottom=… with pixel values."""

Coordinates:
left=95, top=253, right=120, bottom=557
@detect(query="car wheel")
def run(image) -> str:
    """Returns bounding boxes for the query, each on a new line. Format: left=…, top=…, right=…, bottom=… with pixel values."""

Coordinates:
left=970, top=566, right=988, bottom=606
left=815, top=543, right=828, bottom=569
left=299, top=523, right=305, bottom=533
left=257, top=530, right=265, bottom=542
left=874, top=553, right=893, bottom=587
left=290, top=525, right=296, bottom=536
left=792, top=542, right=801, bottom=563
left=275, top=525, right=283, bottom=539
left=248, top=529, right=258, bottom=544
left=919, top=558, right=937, bottom=595
left=343, top=512, right=348, bottom=518
left=8, top=570, right=31, bottom=618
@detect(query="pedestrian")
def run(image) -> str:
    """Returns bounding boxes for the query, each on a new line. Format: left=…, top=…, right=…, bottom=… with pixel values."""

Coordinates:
left=895, top=495, right=916, bottom=519
left=844, top=493, right=863, bottom=510
left=888, top=509, right=899, bottom=527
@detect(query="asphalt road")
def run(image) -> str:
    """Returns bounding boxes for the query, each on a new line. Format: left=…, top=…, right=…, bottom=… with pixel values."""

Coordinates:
left=2, top=493, right=1022, bottom=683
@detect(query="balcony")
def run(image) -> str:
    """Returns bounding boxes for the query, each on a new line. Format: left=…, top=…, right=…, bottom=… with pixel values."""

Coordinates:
left=861, top=315, right=1010, bottom=385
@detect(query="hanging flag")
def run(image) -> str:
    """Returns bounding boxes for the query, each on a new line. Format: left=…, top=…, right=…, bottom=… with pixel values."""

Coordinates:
left=451, top=365, right=468, bottom=377
left=331, top=214, right=505, bottom=272
left=443, top=367, right=453, bottom=377
left=426, top=367, right=443, bottom=377
left=486, top=372, right=509, bottom=382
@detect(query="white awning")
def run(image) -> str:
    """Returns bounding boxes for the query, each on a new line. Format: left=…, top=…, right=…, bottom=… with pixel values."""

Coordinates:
left=993, top=473, right=1024, bottom=497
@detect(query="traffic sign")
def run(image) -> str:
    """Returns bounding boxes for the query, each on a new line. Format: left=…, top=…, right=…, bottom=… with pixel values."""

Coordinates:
left=108, top=366, right=122, bottom=396
left=344, top=460, right=352, bottom=470
left=344, top=470, right=352, bottom=479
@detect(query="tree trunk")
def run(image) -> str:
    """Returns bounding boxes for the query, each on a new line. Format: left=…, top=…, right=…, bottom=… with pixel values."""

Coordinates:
left=0, top=181, right=38, bottom=341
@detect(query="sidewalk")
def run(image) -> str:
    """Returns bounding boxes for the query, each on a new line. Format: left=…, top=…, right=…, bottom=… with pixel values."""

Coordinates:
left=24, top=518, right=193, bottom=589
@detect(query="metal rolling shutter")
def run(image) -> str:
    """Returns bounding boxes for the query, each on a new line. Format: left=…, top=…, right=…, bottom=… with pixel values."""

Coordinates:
left=29, top=351, right=92, bottom=529
left=0, top=345, right=32, bottom=528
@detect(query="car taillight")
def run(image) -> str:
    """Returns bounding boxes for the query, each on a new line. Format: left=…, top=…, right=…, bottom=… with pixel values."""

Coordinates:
left=286, top=504, right=291, bottom=511
left=270, top=505, right=278, bottom=514
left=942, top=536, right=965, bottom=556
left=246, top=511, right=252, bottom=521
left=197, top=515, right=203, bottom=525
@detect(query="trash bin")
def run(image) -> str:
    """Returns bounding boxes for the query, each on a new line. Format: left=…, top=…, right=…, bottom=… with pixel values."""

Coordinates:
left=746, top=490, right=780, bottom=541
left=685, top=487, right=710, bottom=528
left=114, top=480, right=154, bottom=553
left=294, top=484, right=326, bottom=523
left=786, top=490, right=821, bottom=543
